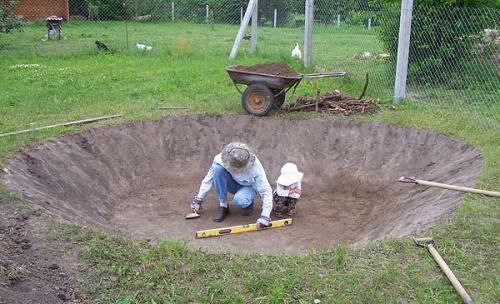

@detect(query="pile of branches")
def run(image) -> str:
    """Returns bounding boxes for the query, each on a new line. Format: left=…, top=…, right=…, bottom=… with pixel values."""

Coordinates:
left=285, top=92, right=380, bottom=116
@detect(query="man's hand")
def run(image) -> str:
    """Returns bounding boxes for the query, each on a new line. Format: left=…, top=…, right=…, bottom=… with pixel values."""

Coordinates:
left=191, top=197, right=203, bottom=212
left=256, top=216, right=271, bottom=229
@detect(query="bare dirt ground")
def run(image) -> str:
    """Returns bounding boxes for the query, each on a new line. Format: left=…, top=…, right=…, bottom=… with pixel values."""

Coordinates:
left=0, top=195, right=90, bottom=304
left=1, top=115, right=483, bottom=255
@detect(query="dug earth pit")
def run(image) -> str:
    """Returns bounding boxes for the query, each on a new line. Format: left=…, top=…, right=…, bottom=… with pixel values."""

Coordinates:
left=1, top=115, right=482, bottom=254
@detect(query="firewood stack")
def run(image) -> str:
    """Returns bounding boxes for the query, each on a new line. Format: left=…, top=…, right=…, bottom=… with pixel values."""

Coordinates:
left=285, top=92, right=380, bottom=116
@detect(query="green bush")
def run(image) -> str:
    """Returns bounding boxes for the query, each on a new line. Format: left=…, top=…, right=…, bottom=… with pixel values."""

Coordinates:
left=128, top=0, right=174, bottom=22
left=378, top=3, right=498, bottom=87
left=87, top=0, right=129, bottom=21
left=134, top=0, right=268, bottom=23
left=313, top=0, right=383, bottom=25
left=257, top=0, right=292, bottom=26
left=125, top=0, right=292, bottom=26
left=1, top=0, right=24, bottom=33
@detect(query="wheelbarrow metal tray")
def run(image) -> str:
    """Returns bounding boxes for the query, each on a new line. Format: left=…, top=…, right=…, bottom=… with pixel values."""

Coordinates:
left=226, top=66, right=301, bottom=90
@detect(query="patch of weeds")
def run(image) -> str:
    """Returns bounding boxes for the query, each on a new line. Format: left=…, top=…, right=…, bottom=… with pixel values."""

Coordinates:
left=320, top=243, right=349, bottom=271
left=8, top=190, right=21, bottom=201
left=170, top=37, right=190, bottom=57
left=58, top=222, right=94, bottom=243
left=332, top=243, right=348, bottom=270
left=244, top=275, right=271, bottom=293
left=0, top=262, right=26, bottom=285
left=267, top=285, right=287, bottom=304
left=14, top=202, right=31, bottom=213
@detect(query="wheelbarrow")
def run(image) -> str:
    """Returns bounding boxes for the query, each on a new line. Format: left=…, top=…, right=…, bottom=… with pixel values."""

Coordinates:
left=226, top=65, right=346, bottom=116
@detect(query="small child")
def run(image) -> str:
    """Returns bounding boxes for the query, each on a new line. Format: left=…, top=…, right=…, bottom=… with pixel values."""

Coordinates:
left=272, top=162, right=303, bottom=218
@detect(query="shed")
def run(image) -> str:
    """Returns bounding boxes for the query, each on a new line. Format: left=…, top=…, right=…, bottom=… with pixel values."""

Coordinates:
left=7, top=0, right=70, bottom=21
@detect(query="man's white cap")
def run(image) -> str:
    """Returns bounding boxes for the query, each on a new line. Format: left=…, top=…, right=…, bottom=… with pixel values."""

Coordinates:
left=276, top=162, right=303, bottom=187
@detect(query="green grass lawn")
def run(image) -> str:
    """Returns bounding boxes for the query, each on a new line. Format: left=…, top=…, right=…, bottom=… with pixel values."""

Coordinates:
left=1, top=22, right=499, bottom=303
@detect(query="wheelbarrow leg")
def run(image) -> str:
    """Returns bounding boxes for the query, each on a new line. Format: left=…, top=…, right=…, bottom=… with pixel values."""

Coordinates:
left=272, top=89, right=286, bottom=108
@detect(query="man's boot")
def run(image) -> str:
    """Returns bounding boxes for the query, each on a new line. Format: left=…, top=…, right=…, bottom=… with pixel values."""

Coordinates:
left=213, top=206, right=230, bottom=222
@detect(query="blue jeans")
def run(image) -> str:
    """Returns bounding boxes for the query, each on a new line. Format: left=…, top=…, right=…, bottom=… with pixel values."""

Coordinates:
left=213, top=164, right=255, bottom=208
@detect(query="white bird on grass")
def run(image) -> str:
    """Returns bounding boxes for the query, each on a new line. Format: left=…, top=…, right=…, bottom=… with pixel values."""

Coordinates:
left=291, top=42, right=302, bottom=59
left=136, top=43, right=153, bottom=51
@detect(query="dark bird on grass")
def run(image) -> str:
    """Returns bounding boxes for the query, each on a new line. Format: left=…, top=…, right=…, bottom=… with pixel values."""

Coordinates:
left=95, top=40, right=109, bottom=51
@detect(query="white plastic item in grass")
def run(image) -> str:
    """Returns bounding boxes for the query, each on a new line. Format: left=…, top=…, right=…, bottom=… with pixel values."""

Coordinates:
left=136, top=43, right=153, bottom=51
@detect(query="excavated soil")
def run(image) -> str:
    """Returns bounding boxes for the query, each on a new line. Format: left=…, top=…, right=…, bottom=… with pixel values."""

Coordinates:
left=231, top=62, right=300, bottom=77
left=1, top=115, right=483, bottom=254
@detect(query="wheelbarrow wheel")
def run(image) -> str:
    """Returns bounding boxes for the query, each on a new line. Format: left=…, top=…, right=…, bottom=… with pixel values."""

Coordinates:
left=242, top=84, right=274, bottom=116
left=273, top=90, right=286, bottom=109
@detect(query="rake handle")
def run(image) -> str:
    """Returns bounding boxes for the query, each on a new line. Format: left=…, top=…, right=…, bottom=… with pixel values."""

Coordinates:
left=426, top=244, right=475, bottom=304
left=399, top=177, right=500, bottom=197
left=417, top=180, right=500, bottom=197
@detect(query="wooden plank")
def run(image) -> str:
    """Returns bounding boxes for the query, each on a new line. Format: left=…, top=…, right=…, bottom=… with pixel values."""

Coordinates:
left=0, top=114, right=122, bottom=138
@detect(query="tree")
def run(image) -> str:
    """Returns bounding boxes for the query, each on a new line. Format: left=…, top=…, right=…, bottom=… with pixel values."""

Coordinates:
left=257, top=0, right=292, bottom=26
left=378, top=0, right=498, bottom=86
left=86, top=0, right=129, bottom=20
left=1, top=0, right=23, bottom=33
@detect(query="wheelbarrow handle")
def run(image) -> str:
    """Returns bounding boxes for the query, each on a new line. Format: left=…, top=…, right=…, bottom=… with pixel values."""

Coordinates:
left=301, top=72, right=346, bottom=79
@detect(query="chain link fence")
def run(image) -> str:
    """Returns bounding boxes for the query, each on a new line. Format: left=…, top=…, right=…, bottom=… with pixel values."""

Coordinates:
left=312, top=2, right=499, bottom=131
left=1, top=0, right=498, bottom=131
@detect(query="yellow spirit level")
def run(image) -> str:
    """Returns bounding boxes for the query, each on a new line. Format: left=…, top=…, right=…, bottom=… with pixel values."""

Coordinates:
left=195, top=218, right=293, bottom=239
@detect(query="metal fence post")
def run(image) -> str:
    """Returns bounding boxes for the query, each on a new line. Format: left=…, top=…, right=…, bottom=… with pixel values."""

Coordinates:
left=274, top=8, right=277, bottom=28
left=337, top=14, right=340, bottom=27
left=394, top=0, right=414, bottom=103
left=240, top=7, right=243, bottom=23
left=206, top=5, right=209, bottom=23
left=368, top=18, right=371, bottom=30
left=304, top=0, right=314, bottom=67
left=171, top=2, right=175, bottom=21
left=251, top=0, right=258, bottom=53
